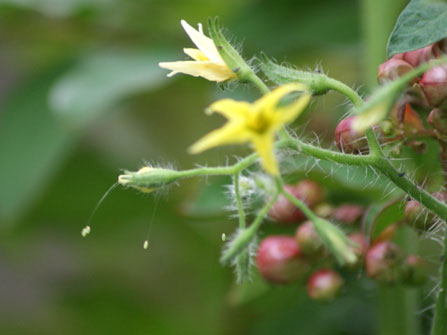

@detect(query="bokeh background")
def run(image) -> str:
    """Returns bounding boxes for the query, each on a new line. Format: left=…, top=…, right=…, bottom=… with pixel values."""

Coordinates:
left=0, top=0, right=431, bottom=334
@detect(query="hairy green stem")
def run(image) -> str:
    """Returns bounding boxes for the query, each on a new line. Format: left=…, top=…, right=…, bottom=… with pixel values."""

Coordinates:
left=233, top=173, right=246, bottom=229
left=325, top=77, right=363, bottom=107
left=286, top=137, right=375, bottom=166
left=280, top=184, right=318, bottom=221
left=245, top=71, right=270, bottom=94
left=431, top=228, right=447, bottom=335
left=221, top=193, right=278, bottom=264
left=280, top=181, right=357, bottom=265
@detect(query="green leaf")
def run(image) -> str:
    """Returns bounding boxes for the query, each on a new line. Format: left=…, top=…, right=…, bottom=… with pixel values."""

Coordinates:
left=282, top=156, right=394, bottom=200
left=49, top=49, right=170, bottom=129
left=0, top=0, right=110, bottom=18
left=387, top=0, right=447, bottom=58
left=0, top=49, right=173, bottom=223
left=363, top=197, right=405, bottom=242
left=0, top=66, right=76, bottom=223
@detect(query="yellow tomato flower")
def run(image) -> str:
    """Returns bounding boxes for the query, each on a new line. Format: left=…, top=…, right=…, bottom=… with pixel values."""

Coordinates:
left=189, top=83, right=311, bottom=175
left=159, top=20, right=236, bottom=82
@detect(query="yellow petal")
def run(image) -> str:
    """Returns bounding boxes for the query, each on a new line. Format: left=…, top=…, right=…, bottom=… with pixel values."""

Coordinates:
left=189, top=122, right=251, bottom=154
left=207, top=99, right=252, bottom=121
left=255, top=83, right=311, bottom=124
left=158, top=61, right=235, bottom=82
left=183, top=48, right=209, bottom=61
left=250, top=133, right=278, bottom=175
left=180, top=20, right=222, bottom=64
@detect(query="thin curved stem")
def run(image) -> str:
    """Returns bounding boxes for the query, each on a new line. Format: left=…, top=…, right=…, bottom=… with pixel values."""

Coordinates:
left=325, top=77, right=363, bottom=107
left=285, top=137, right=376, bottom=166
left=245, top=71, right=270, bottom=94
left=431, top=228, right=447, bottom=335
left=220, top=192, right=278, bottom=264
left=233, top=172, right=246, bottom=229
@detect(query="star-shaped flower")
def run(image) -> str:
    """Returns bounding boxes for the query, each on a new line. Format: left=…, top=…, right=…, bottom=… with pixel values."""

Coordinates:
left=159, top=20, right=236, bottom=82
left=189, top=83, right=311, bottom=175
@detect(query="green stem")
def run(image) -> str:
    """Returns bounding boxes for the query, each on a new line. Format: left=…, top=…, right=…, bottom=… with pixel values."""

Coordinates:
left=245, top=71, right=270, bottom=94
left=233, top=173, right=246, bottom=229
left=280, top=181, right=357, bottom=265
left=280, top=185, right=318, bottom=221
left=373, top=156, right=447, bottom=220
left=221, top=192, right=278, bottom=263
left=176, top=153, right=259, bottom=178
left=325, top=77, right=363, bottom=107
left=285, top=137, right=375, bottom=166
left=431, top=228, right=447, bottom=335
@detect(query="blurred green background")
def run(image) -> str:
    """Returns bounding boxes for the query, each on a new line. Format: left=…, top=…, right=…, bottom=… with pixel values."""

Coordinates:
left=0, top=0, right=423, bottom=334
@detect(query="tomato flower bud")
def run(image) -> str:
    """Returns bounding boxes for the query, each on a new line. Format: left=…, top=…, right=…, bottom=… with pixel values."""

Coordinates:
left=377, top=58, right=414, bottom=85
left=334, top=116, right=369, bottom=154
left=118, top=166, right=181, bottom=193
left=257, top=236, right=309, bottom=284
left=333, top=204, right=364, bottom=224
left=420, top=65, right=447, bottom=108
left=428, top=108, right=447, bottom=134
left=307, top=269, right=344, bottom=302
left=348, top=232, right=368, bottom=258
left=295, top=221, right=323, bottom=256
left=403, top=45, right=435, bottom=67
left=268, top=180, right=323, bottom=224
left=365, top=241, right=404, bottom=283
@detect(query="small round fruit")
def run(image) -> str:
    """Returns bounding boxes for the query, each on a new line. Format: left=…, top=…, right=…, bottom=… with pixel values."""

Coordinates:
left=335, top=116, right=369, bottom=154
left=420, top=65, right=447, bottom=107
left=295, top=221, right=323, bottom=256
left=348, top=232, right=368, bottom=258
left=428, top=108, right=447, bottom=134
left=377, top=58, right=414, bottom=85
left=269, top=180, right=323, bottom=224
left=365, top=241, right=404, bottom=283
left=257, top=236, right=309, bottom=284
left=333, top=204, right=364, bottom=224
left=307, top=269, right=344, bottom=302
left=403, top=45, right=435, bottom=67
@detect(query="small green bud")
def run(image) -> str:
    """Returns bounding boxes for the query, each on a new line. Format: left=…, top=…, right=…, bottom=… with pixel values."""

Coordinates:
left=312, top=218, right=357, bottom=266
left=295, top=221, right=323, bottom=256
left=208, top=17, right=253, bottom=82
left=118, top=166, right=181, bottom=193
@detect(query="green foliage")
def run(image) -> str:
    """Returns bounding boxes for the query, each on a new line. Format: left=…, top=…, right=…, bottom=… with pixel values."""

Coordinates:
left=364, top=198, right=405, bottom=241
left=387, top=0, right=447, bottom=58
left=49, top=49, right=171, bottom=128
left=0, top=66, right=76, bottom=222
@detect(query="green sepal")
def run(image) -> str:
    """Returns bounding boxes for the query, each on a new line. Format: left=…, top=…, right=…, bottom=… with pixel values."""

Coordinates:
left=234, top=245, right=255, bottom=284
left=312, top=218, right=357, bottom=266
left=118, top=167, right=181, bottom=192
left=259, top=54, right=330, bottom=95
left=207, top=17, right=254, bottom=82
